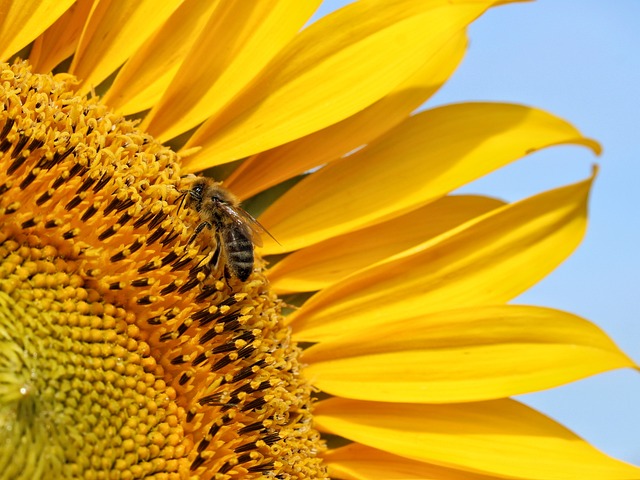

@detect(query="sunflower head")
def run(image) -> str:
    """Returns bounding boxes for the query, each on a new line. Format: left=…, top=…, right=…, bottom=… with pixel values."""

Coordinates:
left=0, top=61, right=325, bottom=479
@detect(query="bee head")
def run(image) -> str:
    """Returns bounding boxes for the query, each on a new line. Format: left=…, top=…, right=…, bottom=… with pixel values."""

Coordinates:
left=189, top=181, right=205, bottom=201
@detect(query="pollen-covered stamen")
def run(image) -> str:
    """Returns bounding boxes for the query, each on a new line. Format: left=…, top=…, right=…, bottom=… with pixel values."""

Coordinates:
left=0, top=61, right=326, bottom=479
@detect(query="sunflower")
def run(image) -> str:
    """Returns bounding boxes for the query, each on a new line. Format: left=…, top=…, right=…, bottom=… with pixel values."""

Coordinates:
left=0, top=1, right=637, bottom=479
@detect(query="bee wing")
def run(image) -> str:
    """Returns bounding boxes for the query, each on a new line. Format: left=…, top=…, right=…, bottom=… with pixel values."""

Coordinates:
left=218, top=203, right=278, bottom=248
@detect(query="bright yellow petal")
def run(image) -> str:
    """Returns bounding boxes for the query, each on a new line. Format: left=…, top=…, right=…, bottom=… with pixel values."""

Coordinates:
left=210, top=29, right=469, bottom=192
left=0, top=0, right=75, bottom=61
left=315, top=398, right=640, bottom=480
left=268, top=195, right=504, bottom=294
left=325, top=443, right=501, bottom=480
left=259, top=103, right=600, bottom=253
left=180, top=0, right=498, bottom=166
left=141, top=0, right=321, bottom=142
left=28, top=0, right=92, bottom=73
left=69, top=0, right=183, bottom=93
left=101, top=0, right=220, bottom=114
left=290, top=175, right=593, bottom=342
left=302, top=305, right=634, bottom=403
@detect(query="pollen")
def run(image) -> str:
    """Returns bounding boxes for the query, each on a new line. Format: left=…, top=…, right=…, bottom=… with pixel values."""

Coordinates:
left=0, top=61, right=326, bottom=479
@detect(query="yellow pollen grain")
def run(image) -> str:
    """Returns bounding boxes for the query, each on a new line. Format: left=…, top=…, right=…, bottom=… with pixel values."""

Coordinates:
left=0, top=61, right=326, bottom=479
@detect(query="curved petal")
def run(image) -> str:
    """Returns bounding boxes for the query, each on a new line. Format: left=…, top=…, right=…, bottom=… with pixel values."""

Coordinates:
left=302, top=305, right=634, bottom=403
left=259, top=103, right=600, bottom=253
left=290, top=174, right=594, bottom=342
left=69, top=0, right=183, bottom=93
left=181, top=0, right=498, bottom=166
left=268, top=195, right=504, bottom=294
left=0, top=0, right=75, bottom=61
left=28, top=0, right=93, bottom=73
left=211, top=30, right=469, bottom=192
left=324, top=443, right=503, bottom=480
left=315, top=398, right=640, bottom=480
left=101, top=0, right=220, bottom=114
left=142, top=0, right=322, bottom=142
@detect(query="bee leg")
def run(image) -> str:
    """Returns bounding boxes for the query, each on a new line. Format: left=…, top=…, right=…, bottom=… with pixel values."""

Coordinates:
left=188, top=221, right=212, bottom=245
left=223, top=265, right=233, bottom=290
left=204, top=234, right=232, bottom=289
left=206, top=233, right=232, bottom=289
left=189, top=227, right=219, bottom=275
left=209, top=236, right=221, bottom=269
left=206, top=233, right=231, bottom=288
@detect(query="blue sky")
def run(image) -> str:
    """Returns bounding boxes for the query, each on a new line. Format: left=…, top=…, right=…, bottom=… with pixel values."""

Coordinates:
left=312, top=0, right=640, bottom=465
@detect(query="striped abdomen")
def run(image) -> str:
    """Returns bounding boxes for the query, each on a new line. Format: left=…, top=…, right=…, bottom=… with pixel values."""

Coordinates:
left=222, top=226, right=254, bottom=281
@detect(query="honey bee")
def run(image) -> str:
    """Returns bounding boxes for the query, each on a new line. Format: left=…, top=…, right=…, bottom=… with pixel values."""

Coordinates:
left=180, top=176, right=274, bottom=282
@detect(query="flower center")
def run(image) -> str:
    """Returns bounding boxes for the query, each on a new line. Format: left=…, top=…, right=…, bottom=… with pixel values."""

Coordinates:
left=0, top=61, right=326, bottom=479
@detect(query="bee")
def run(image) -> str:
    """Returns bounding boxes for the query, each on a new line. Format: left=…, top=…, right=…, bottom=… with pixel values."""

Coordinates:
left=180, top=176, right=274, bottom=282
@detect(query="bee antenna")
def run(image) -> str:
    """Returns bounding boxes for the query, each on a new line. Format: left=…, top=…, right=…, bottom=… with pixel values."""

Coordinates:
left=175, top=189, right=189, bottom=215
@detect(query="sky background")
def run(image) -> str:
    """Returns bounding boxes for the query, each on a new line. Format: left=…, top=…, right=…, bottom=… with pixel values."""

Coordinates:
left=311, top=0, right=640, bottom=465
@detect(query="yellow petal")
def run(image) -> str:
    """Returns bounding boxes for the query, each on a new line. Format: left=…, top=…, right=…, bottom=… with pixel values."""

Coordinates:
left=28, top=0, right=93, bottom=73
left=325, top=443, right=501, bottom=480
left=209, top=29, right=469, bottom=192
left=290, top=175, right=594, bottom=342
left=142, top=0, right=322, bottom=142
left=101, top=0, right=220, bottom=114
left=268, top=195, right=504, bottom=294
left=259, top=103, right=600, bottom=253
left=315, top=398, right=640, bottom=480
left=69, top=0, right=183, bottom=93
left=302, top=305, right=633, bottom=403
left=180, top=0, right=498, bottom=166
left=0, top=0, right=75, bottom=61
